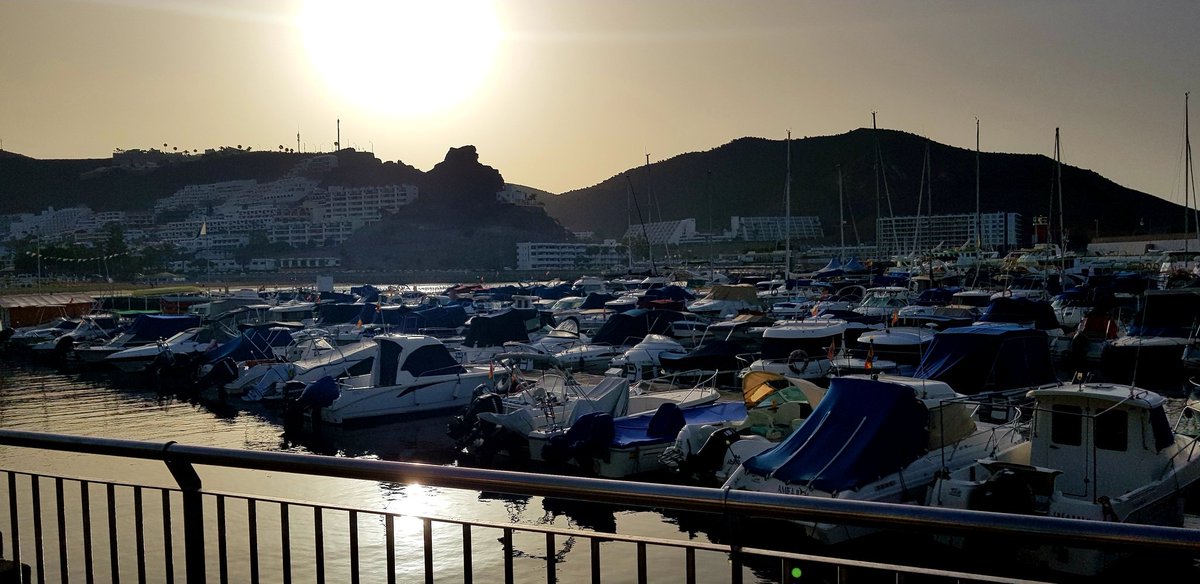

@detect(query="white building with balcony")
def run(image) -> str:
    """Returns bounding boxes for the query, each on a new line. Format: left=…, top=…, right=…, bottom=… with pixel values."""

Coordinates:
left=875, top=212, right=1021, bottom=256
left=516, top=241, right=624, bottom=271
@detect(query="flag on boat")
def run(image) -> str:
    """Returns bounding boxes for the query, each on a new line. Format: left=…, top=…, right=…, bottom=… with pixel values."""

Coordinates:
left=810, top=304, right=820, bottom=317
left=891, top=310, right=899, bottom=326
left=827, top=338, right=836, bottom=361
left=864, top=342, right=874, bottom=370
left=488, top=360, right=494, bottom=380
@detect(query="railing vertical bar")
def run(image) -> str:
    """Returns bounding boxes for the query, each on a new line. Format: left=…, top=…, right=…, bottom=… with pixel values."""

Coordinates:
left=545, top=533, right=555, bottom=584
left=685, top=548, right=695, bottom=584
left=280, top=502, right=291, bottom=584
left=106, top=483, right=119, bottom=584
left=247, top=499, right=258, bottom=584
left=313, top=507, right=324, bottom=584
left=423, top=518, right=433, bottom=584
left=502, top=528, right=513, bottom=584
left=730, top=548, right=742, bottom=584
left=636, top=541, right=647, bottom=584
left=590, top=537, right=601, bottom=584
left=133, top=486, right=145, bottom=584
left=215, top=495, right=227, bottom=584
left=461, top=524, right=471, bottom=584
left=55, top=477, right=69, bottom=584
left=7, top=472, right=20, bottom=570
left=161, top=490, right=173, bottom=584
left=81, top=481, right=94, bottom=584
left=349, top=509, right=359, bottom=584
left=385, top=514, right=396, bottom=584
left=32, top=475, right=44, bottom=584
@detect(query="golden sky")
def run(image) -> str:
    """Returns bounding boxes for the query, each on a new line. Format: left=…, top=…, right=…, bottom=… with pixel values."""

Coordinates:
left=2, top=0, right=1198, bottom=208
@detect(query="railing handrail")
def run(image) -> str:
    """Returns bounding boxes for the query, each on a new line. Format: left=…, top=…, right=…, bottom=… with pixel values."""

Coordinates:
left=0, top=428, right=1198, bottom=553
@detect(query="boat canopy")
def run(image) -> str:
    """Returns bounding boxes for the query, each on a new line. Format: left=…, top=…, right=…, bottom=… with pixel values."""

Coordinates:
left=1129, top=289, right=1200, bottom=337
left=912, top=324, right=1057, bottom=395
left=204, top=329, right=288, bottom=364
left=318, top=303, right=366, bottom=325
left=704, top=284, right=759, bottom=303
left=977, top=297, right=1059, bottom=330
left=641, top=285, right=695, bottom=302
left=350, top=284, right=381, bottom=302
left=591, top=309, right=684, bottom=346
left=741, top=376, right=928, bottom=492
left=841, top=257, right=868, bottom=274
left=659, top=339, right=745, bottom=373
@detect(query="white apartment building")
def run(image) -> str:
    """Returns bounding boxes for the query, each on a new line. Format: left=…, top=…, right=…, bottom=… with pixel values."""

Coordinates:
left=269, top=221, right=358, bottom=247
left=154, top=180, right=257, bottom=214
left=516, top=241, right=624, bottom=271
left=875, top=212, right=1022, bottom=256
left=8, top=206, right=94, bottom=240
left=322, top=184, right=418, bottom=224
left=728, top=215, right=824, bottom=242
left=278, top=257, right=342, bottom=270
left=623, top=219, right=697, bottom=246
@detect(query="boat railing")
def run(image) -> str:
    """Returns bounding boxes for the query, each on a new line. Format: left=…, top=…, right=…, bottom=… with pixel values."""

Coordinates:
left=7, top=430, right=1199, bottom=583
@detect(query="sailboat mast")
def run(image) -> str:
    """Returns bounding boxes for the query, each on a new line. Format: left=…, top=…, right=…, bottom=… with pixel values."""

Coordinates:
left=1055, top=127, right=1065, bottom=254
left=975, top=118, right=981, bottom=249
left=837, top=164, right=845, bottom=263
left=785, top=130, right=792, bottom=281
left=914, top=142, right=928, bottom=258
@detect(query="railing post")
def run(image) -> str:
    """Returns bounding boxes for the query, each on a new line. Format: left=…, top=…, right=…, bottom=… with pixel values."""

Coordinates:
left=161, top=442, right=204, bottom=584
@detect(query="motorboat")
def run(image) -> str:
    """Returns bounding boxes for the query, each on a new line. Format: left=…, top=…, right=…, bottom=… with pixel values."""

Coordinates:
left=584, top=400, right=749, bottom=479
left=29, top=314, right=120, bottom=357
left=660, top=371, right=826, bottom=485
left=852, top=286, right=911, bottom=318
left=722, top=374, right=1026, bottom=544
left=687, top=284, right=760, bottom=319
left=303, top=335, right=501, bottom=424
left=234, top=338, right=378, bottom=401
left=927, top=382, right=1200, bottom=575
left=851, top=326, right=936, bottom=367
left=1100, top=289, right=1200, bottom=389
left=454, top=368, right=719, bottom=466
left=740, top=319, right=847, bottom=381
left=7, top=317, right=81, bottom=349
left=604, top=334, right=687, bottom=382
left=105, top=326, right=226, bottom=374
left=554, top=309, right=686, bottom=373
left=75, top=314, right=202, bottom=366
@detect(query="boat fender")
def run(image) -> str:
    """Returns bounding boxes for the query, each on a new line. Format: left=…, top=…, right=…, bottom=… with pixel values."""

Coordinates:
left=787, top=350, right=810, bottom=375
left=296, top=376, right=339, bottom=409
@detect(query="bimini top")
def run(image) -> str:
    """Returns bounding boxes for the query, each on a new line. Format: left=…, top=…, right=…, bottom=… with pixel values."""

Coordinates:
left=462, top=308, right=536, bottom=347
left=127, top=314, right=202, bottom=343
left=741, top=376, right=928, bottom=493
left=977, top=297, right=1059, bottom=331
left=611, top=402, right=748, bottom=449
left=591, top=309, right=685, bottom=346
left=912, top=324, right=1056, bottom=395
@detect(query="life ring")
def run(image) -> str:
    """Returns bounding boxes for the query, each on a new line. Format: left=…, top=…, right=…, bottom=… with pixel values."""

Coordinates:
left=787, top=349, right=810, bottom=375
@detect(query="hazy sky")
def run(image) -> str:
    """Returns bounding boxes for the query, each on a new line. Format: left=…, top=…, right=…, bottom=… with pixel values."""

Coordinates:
left=2, top=0, right=1198, bottom=208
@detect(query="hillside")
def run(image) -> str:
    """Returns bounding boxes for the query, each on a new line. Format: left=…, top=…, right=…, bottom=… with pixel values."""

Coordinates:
left=541, top=128, right=1190, bottom=247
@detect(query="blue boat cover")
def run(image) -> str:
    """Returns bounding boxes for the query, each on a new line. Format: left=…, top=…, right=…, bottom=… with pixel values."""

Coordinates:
left=531, top=283, right=575, bottom=300
left=914, top=287, right=960, bottom=307
left=659, top=339, right=745, bottom=373
left=462, top=308, right=535, bottom=347
left=611, top=402, right=747, bottom=448
left=591, top=309, right=686, bottom=346
left=642, top=285, right=695, bottom=302
left=912, top=324, right=1057, bottom=394
left=204, top=329, right=288, bottom=364
left=978, top=298, right=1060, bottom=331
left=350, top=285, right=380, bottom=302
left=127, top=314, right=202, bottom=342
left=842, top=257, right=868, bottom=274
left=741, top=377, right=928, bottom=492
left=579, top=292, right=617, bottom=309
left=318, top=303, right=366, bottom=325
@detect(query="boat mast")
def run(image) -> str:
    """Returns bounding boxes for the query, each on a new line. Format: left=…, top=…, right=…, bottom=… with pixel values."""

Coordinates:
left=914, top=142, right=929, bottom=259
left=1055, top=127, right=1065, bottom=260
left=784, top=130, right=792, bottom=282
left=975, top=118, right=981, bottom=250
left=837, top=164, right=845, bottom=263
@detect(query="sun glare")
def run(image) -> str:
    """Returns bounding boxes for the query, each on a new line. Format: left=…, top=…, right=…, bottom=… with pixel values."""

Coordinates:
left=297, top=0, right=501, bottom=117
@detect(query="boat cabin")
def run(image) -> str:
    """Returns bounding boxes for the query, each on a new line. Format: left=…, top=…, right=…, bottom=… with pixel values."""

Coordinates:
left=1028, top=384, right=1176, bottom=502
left=370, top=335, right=467, bottom=387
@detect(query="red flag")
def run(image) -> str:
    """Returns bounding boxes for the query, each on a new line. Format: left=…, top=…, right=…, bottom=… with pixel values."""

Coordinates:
left=865, top=342, right=875, bottom=370
left=488, top=361, right=494, bottom=380
left=891, top=310, right=899, bottom=326
left=827, top=337, right=836, bottom=361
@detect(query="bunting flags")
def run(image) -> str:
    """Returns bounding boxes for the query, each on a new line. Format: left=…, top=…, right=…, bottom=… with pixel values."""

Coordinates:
left=24, top=251, right=130, bottom=262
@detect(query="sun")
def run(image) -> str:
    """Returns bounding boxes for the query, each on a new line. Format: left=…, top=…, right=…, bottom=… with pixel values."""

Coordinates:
left=297, top=0, right=501, bottom=117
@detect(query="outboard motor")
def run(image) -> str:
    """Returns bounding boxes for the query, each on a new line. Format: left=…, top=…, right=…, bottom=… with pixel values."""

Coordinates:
left=197, top=357, right=238, bottom=393
left=285, top=376, right=339, bottom=430
left=447, top=386, right=504, bottom=445
left=686, top=427, right=742, bottom=485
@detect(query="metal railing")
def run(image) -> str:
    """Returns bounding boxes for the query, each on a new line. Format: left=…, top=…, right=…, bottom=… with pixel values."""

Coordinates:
left=1, top=429, right=1198, bottom=583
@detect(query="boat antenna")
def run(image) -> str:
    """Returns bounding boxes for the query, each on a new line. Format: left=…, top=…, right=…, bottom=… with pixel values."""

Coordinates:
left=626, top=174, right=657, bottom=276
